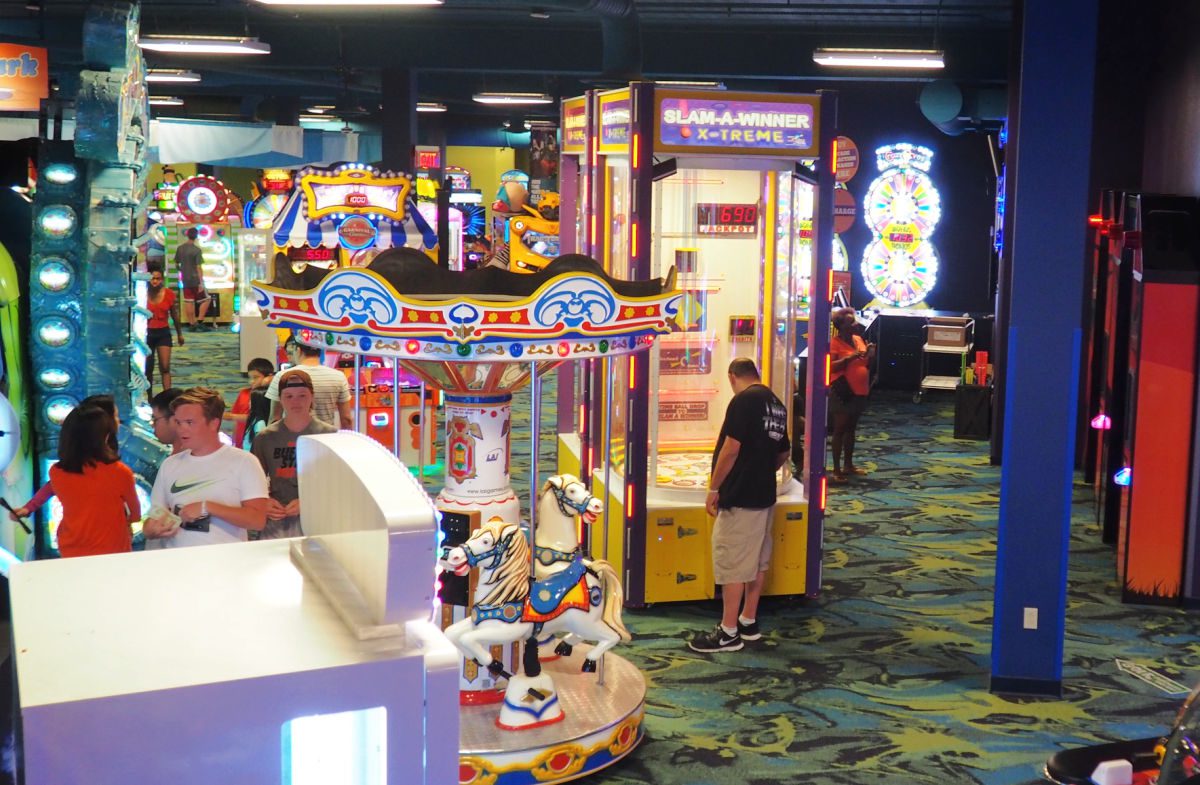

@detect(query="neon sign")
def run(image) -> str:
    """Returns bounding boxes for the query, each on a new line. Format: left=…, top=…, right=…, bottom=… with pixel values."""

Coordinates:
left=655, top=90, right=819, bottom=156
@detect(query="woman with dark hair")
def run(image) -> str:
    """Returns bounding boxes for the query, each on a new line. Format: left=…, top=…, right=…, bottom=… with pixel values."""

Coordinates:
left=10, top=393, right=123, bottom=521
left=24, top=405, right=139, bottom=557
left=828, top=308, right=875, bottom=483
left=145, top=263, right=184, bottom=390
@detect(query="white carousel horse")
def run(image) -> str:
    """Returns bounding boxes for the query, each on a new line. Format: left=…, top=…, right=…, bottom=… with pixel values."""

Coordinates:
left=533, top=473, right=603, bottom=579
left=439, top=517, right=630, bottom=677
left=533, top=474, right=604, bottom=656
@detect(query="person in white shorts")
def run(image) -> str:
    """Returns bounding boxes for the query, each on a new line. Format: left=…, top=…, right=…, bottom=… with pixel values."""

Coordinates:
left=143, top=387, right=270, bottom=549
left=689, top=358, right=790, bottom=653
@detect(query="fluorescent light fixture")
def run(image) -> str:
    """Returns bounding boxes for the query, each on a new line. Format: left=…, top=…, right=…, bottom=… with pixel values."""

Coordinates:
left=147, top=69, right=201, bottom=83
left=299, top=114, right=336, bottom=123
left=473, top=92, right=553, bottom=105
left=655, top=80, right=726, bottom=89
left=306, top=104, right=336, bottom=114
left=138, top=35, right=271, bottom=55
left=416, top=102, right=447, bottom=113
left=813, top=48, right=945, bottom=69
left=148, top=96, right=185, bottom=106
left=254, top=0, right=440, bottom=4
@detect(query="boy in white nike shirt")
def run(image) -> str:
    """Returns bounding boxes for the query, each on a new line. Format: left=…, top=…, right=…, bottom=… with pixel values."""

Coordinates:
left=144, top=387, right=269, bottom=548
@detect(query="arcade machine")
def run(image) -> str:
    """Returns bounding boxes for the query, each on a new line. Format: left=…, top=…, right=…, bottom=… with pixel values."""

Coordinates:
left=0, top=239, right=33, bottom=556
left=243, top=168, right=292, bottom=231
left=27, top=4, right=164, bottom=558
left=270, top=164, right=440, bottom=465
left=161, top=174, right=244, bottom=325
left=1080, top=189, right=1123, bottom=489
left=508, top=191, right=561, bottom=273
left=557, top=84, right=837, bottom=606
left=1115, top=193, right=1200, bottom=605
left=1094, top=193, right=1136, bottom=545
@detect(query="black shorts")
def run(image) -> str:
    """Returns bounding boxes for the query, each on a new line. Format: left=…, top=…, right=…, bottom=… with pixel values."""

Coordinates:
left=146, top=327, right=174, bottom=349
left=829, top=391, right=867, bottom=417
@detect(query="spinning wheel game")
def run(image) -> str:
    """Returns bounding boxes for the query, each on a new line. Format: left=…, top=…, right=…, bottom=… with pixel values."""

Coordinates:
left=861, top=143, right=943, bottom=308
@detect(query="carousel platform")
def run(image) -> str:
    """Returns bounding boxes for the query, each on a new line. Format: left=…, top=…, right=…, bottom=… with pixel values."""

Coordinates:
left=458, top=646, right=645, bottom=785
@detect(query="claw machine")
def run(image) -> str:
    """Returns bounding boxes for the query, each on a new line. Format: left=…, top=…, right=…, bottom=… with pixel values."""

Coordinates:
left=557, top=83, right=838, bottom=605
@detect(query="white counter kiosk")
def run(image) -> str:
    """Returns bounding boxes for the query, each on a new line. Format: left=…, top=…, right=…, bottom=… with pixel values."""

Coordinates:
left=12, top=431, right=458, bottom=785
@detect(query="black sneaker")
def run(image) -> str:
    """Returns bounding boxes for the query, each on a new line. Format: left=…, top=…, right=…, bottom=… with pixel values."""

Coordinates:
left=738, top=620, right=762, bottom=641
left=688, top=626, right=743, bottom=653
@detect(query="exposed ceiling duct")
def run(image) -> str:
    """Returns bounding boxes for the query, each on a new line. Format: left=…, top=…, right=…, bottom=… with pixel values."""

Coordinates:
left=543, top=0, right=641, bottom=79
left=919, top=79, right=1007, bottom=136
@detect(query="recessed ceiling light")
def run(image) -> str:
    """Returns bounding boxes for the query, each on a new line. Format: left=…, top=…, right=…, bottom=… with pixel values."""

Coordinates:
left=417, top=102, right=447, bottom=113
left=147, top=69, right=202, bottom=83
left=252, top=0, right=441, bottom=4
left=138, top=35, right=271, bottom=55
left=148, top=96, right=185, bottom=106
left=812, top=48, right=944, bottom=69
left=473, top=92, right=553, bottom=105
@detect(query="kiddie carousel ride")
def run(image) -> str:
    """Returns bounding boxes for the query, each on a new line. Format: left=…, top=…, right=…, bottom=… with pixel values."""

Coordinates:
left=556, top=83, right=837, bottom=606
left=252, top=245, right=680, bottom=784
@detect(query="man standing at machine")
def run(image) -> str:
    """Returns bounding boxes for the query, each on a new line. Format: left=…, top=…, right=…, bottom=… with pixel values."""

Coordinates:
left=689, top=358, right=790, bottom=653
left=251, top=370, right=336, bottom=539
left=176, top=227, right=214, bottom=331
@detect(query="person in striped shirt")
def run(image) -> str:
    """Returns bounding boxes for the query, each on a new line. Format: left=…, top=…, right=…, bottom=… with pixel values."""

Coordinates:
left=265, top=337, right=353, bottom=430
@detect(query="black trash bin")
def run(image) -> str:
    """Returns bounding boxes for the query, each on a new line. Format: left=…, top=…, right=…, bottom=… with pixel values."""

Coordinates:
left=954, top=383, right=991, bottom=440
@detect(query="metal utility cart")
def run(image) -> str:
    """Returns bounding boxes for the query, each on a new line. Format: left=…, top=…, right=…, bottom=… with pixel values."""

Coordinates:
left=916, top=316, right=974, bottom=402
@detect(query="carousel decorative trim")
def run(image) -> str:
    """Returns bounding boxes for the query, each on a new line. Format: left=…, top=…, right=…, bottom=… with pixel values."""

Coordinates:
left=252, top=268, right=682, bottom=362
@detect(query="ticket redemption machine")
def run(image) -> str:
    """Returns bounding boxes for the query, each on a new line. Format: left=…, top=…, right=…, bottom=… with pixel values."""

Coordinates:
left=557, top=84, right=837, bottom=605
left=162, top=174, right=243, bottom=324
left=1115, top=193, right=1200, bottom=605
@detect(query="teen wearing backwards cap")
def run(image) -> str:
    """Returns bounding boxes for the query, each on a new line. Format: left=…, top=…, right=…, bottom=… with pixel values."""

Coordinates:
left=251, top=369, right=337, bottom=539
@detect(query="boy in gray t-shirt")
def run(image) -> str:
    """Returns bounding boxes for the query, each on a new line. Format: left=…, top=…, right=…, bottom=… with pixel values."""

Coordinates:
left=250, top=369, right=337, bottom=539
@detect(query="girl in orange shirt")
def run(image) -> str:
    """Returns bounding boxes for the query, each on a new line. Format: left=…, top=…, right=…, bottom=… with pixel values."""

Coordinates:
left=46, top=405, right=140, bottom=557
left=829, top=308, right=875, bottom=483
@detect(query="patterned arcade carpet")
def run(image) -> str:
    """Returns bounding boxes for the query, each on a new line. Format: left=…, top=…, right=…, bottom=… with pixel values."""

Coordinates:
left=176, top=331, right=1200, bottom=785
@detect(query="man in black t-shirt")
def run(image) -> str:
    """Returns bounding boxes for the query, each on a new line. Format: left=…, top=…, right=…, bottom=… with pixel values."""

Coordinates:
left=689, top=358, right=790, bottom=653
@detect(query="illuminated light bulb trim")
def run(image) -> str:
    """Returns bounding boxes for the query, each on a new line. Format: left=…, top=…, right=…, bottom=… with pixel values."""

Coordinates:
left=36, top=317, right=75, bottom=348
left=38, top=368, right=72, bottom=389
left=42, top=164, right=78, bottom=185
left=36, top=259, right=74, bottom=291
left=37, top=205, right=78, bottom=238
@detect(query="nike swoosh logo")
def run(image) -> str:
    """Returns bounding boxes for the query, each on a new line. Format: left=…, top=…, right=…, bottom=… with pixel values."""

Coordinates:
left=170, top=479, right=216, bottom=494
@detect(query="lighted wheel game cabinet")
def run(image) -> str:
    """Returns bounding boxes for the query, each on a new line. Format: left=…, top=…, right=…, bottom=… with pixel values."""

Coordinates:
left=1116, top=193, right=1200, bottom=605
left=557, top=83, right=837, bottom=606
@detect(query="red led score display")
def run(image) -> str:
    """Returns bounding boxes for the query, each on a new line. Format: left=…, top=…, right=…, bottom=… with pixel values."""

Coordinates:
left=697, top=203, right=759, bottom=235
left=287, top=246, right=339, bottom=263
